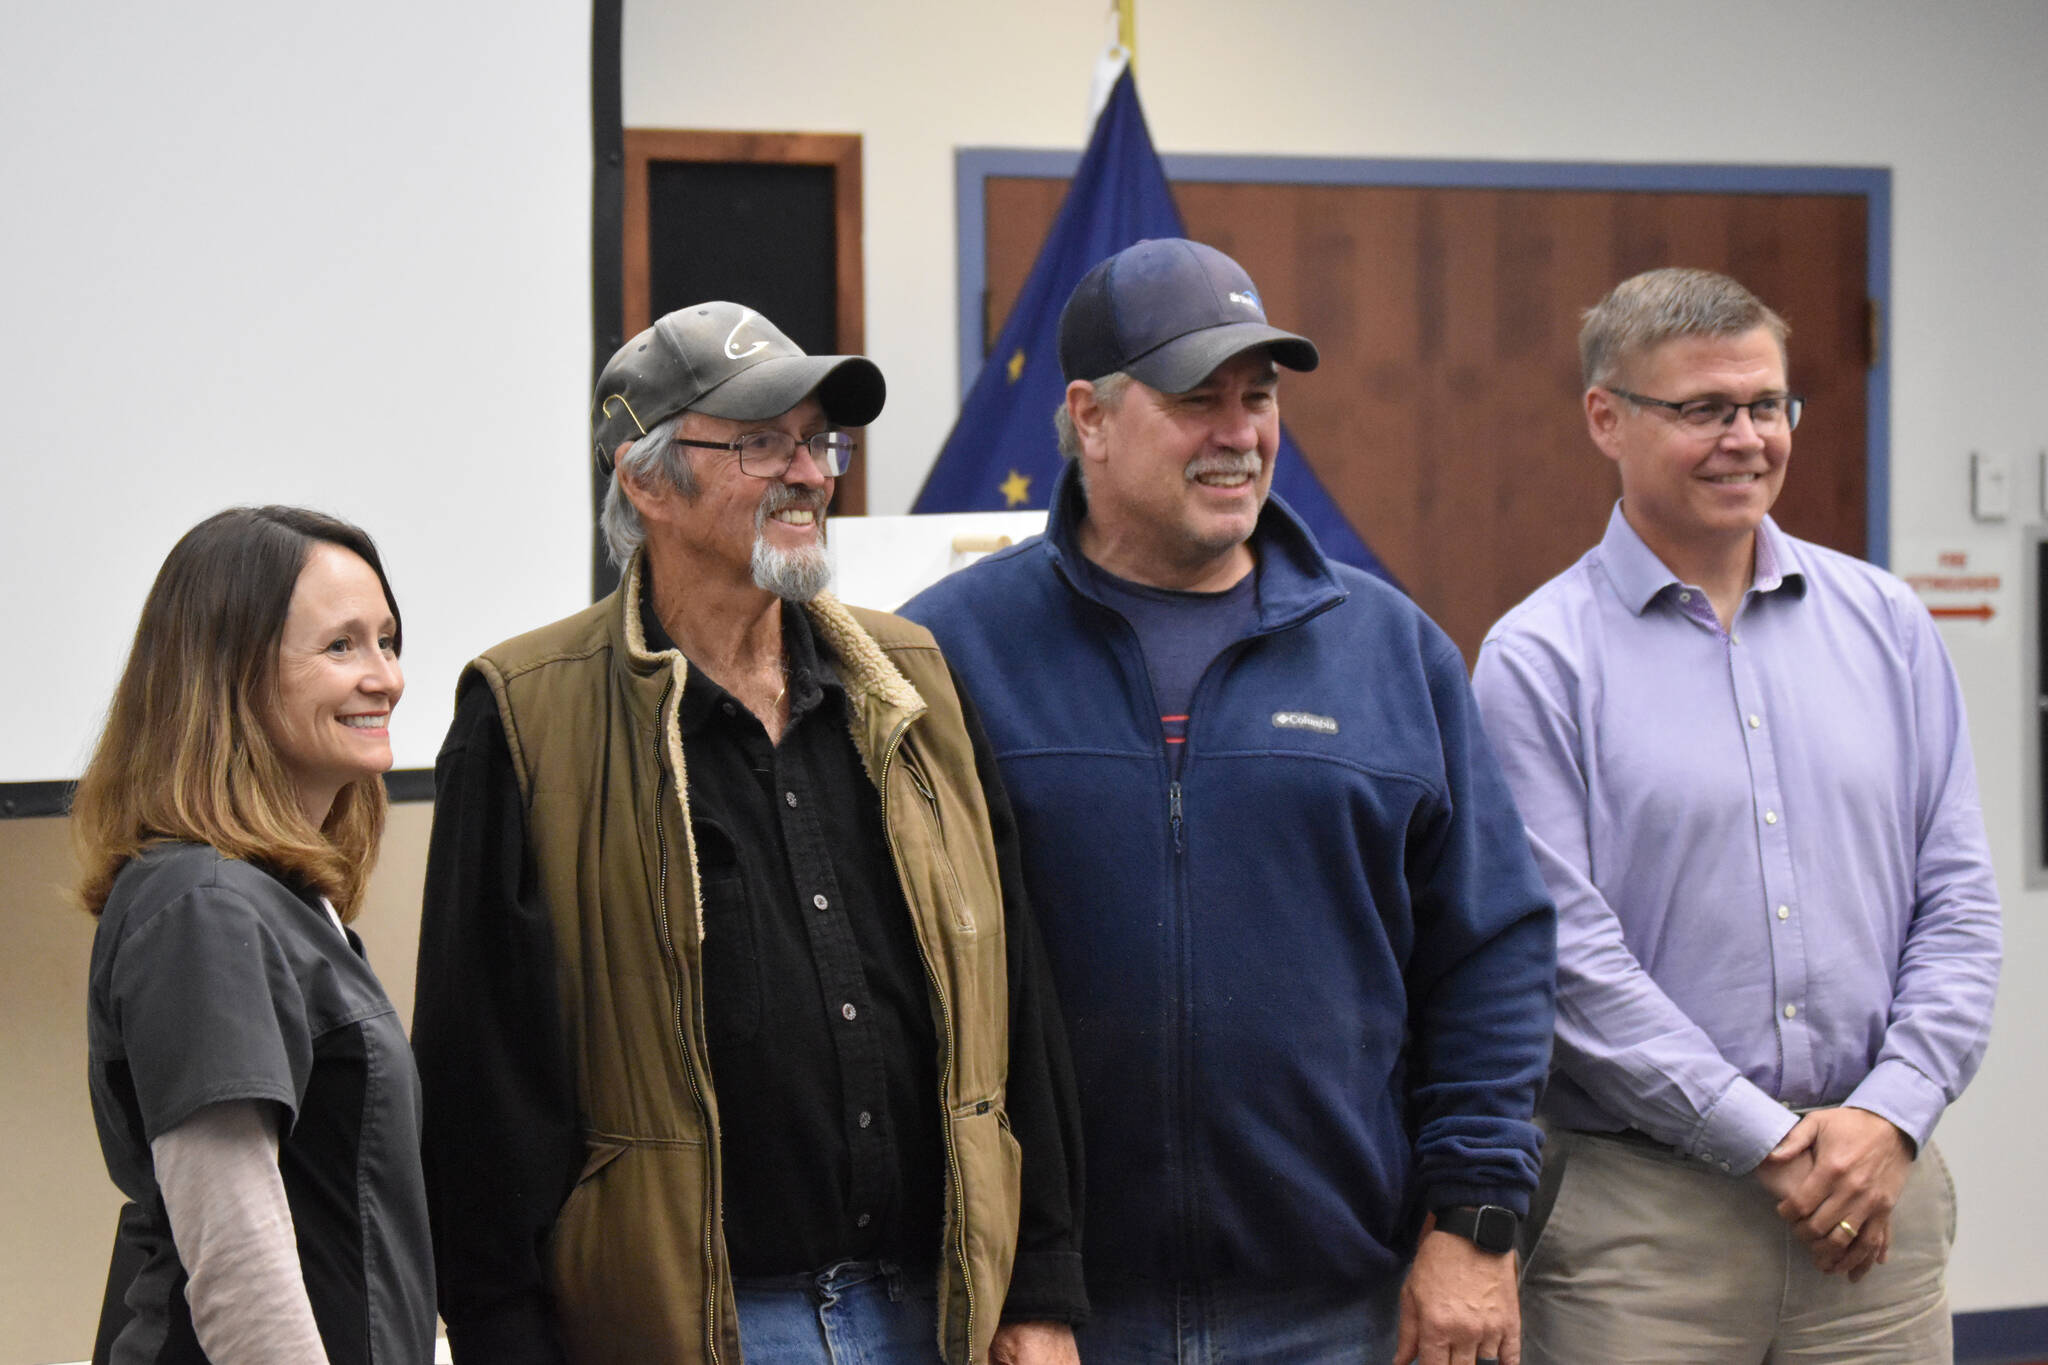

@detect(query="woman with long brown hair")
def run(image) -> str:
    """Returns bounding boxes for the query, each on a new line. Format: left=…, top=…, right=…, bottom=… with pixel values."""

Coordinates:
left=75, top=506, right=432, bottom=1364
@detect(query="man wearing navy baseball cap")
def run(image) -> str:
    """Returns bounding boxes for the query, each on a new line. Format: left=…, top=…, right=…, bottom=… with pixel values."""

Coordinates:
left=415, top=302, right=1088, bottom=1365
left=906, top=241, right=1556, bottom=1364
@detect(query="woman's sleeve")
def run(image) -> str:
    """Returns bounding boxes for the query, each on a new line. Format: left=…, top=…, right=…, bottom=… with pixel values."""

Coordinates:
left=152, top=1100, right=333, bottom=1365
left=110, top=884, right=313, bottom=1142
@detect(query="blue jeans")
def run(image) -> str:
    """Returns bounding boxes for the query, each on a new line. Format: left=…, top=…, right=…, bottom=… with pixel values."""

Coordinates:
left=1075, top=1276, right=1403, bottom=1364
left=733, top=1259, right=941, bottom=1364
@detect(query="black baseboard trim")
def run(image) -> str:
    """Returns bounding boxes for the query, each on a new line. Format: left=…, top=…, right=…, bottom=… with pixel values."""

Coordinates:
left=1958, top=1305, right=2048, bottom=1363
left=1, top=769, right=436, bottom=819
left=383, top=768, right=437, bottom=804
left=0, top=781, right=74, bottom=819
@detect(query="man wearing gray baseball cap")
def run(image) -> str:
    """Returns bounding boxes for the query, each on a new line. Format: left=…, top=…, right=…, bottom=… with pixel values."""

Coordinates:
left=415, top=302, right=1087, bottom=1365
left=905, top=241, right=1556, bottom=1365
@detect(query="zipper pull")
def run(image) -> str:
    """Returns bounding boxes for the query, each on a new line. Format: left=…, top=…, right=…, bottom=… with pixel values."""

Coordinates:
left=1169, top=781, right=1184, bottom=854
left=908, top=764, right=935, bottom=804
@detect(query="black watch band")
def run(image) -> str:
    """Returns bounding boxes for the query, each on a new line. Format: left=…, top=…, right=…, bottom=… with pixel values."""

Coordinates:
left=1434, top=1203, right=1519, bottom=1255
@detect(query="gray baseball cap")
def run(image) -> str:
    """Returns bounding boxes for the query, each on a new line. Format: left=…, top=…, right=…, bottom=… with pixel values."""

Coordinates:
left=592, top=302, right=886, bottom=468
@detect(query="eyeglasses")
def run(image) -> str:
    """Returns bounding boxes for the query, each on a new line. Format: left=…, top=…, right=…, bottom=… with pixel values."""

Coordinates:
left=671, top=429, right=857, bottom=478
left=1608, top=388, right=1804, bottom=434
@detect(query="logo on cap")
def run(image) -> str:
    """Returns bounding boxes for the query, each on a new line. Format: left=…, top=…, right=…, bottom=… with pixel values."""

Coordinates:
left=1228, top=289, right=1262, bottom=312
left=724, top=309, right=771, bottom=360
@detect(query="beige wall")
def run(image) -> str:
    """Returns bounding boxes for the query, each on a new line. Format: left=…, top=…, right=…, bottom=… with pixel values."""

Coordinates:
left=0, top=806, right=433, bottom=1364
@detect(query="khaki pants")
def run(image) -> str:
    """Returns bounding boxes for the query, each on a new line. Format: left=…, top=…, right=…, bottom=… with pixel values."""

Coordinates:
left=1519, top=1128, right=1956, bottom=1364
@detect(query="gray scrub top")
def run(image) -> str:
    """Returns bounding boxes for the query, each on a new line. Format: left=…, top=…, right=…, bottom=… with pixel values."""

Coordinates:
left=87, top=842, right=433, bottom=1365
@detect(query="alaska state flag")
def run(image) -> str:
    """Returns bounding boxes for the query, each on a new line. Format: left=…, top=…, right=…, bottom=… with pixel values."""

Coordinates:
left=913, top=67, right=1397, bottom=586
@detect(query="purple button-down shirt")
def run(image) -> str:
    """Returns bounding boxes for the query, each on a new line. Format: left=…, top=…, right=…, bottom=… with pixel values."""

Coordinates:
left=1473, top=505, right=2000, bottom=1173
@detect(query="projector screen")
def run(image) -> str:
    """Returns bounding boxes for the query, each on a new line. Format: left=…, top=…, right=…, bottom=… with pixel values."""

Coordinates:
left=0, top=3, right=594, bottom=787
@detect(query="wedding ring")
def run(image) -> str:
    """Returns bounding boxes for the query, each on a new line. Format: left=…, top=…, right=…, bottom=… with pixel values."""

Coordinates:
left=1834, top=1219, right=1859, bottom=1239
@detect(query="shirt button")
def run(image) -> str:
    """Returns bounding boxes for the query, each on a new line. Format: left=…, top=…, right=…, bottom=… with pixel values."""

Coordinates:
left=858, top=1111, right=872, bottom=1129
left=1764, top=810, right=1778, bottom=825
left=785, top=791, right=798, bottom=807
left=1719, top=1161, right=1731, bottom=1171
left=721, top=701, right=736, bottom=716
left=841, top=1002, right=858, bottom=1021
left=1777, top=904, right=1791, bottom=920
left=1783, top=1003, right=1798, bottom=1019
left=1732, top=632, right=1742, bottom=645
left=1747, top=714, right=1761, bottom=729
left=1679, top=591, right=1692, bottom=603
left=856, top=1212, right=871, bottom=1228
left=813, top=893, right=830, bottom=910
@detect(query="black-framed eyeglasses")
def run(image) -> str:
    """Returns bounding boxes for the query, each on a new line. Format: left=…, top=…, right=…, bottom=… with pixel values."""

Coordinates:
left=671, top=429, right=857, bottom=478
left=1609, top=387, right=1804, bottom=434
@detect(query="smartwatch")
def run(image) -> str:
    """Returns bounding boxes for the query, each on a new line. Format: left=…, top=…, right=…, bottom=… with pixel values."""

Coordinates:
left=1434, top=1203, right=1519, bottom=1255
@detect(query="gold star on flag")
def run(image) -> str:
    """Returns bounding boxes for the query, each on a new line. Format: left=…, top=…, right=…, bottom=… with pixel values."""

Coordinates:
left=1006, top=349, right=1026, bottom=383
left=999, top=469, right=1032, bottom=507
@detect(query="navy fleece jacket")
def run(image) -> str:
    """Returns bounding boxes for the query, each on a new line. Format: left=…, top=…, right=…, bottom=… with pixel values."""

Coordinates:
left=902, top=464, right=1556, bottom=1288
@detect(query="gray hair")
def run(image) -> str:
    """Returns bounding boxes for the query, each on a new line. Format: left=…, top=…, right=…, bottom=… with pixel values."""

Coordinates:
left=599, top=415, right=697, bottom=569
left=1579, top=268, right=1789, bottom=390
left=1052, top=371, right=1135, bottom=460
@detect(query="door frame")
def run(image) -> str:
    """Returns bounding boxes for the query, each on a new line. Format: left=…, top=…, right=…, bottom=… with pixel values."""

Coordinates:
left=621, top=128, right=867, bottom=517
left=953, top=152, right=1892, bottom=564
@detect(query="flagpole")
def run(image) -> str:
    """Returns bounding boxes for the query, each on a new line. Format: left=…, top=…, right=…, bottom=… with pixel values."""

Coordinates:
left=1115, top=0, right=1135, bottom=69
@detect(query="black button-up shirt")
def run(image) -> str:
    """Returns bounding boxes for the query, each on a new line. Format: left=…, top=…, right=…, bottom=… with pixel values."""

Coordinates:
left=651, top=602, right=943, bottom=1274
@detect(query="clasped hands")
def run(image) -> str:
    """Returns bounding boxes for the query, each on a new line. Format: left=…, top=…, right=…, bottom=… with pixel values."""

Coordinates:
left=1753, top=1106, right=1913, bottom=1283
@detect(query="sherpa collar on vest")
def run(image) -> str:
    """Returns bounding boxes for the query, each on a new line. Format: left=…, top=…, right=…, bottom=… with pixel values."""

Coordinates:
left=617, top=549, right=928, bottom=747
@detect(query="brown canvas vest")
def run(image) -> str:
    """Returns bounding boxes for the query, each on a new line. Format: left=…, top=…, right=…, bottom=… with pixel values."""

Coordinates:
left=467, top=555, right=1020, bottom=1364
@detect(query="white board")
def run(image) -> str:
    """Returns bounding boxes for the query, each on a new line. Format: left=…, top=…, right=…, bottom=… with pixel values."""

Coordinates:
left=0, top=2, right=592, bottom=782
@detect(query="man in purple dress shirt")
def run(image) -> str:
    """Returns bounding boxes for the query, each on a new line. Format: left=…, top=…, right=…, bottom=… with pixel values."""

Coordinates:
left=1473, top=267, right=2001, bottom=1362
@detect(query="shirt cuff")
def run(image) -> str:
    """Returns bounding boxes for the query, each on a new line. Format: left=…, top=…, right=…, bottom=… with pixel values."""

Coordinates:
left=1690, top=1076, right=1799, bottom=1174
left=1420, top=1180, right=1536, bottom=1220
left=1843, top=1060, right=1945, bottom=1152
left=998, top=1248, right=1089, bottom=1325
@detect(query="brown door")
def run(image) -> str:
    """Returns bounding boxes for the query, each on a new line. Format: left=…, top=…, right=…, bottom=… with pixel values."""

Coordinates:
left=984, top=179, right=1871, bottom=662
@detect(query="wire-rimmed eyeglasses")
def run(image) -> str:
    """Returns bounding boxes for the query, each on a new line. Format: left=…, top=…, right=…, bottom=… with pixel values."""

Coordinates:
left=672, top=429, right=857, bottom=478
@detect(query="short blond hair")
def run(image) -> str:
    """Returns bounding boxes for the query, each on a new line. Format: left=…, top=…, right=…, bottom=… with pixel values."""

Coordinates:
left=1580, top=268, right=1789, bottom=389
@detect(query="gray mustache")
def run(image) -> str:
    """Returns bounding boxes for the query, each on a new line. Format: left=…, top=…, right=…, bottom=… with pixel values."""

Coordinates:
left=757, top=484, right=829, bottom=525
left=1184, top=451, right=1261, bottom=483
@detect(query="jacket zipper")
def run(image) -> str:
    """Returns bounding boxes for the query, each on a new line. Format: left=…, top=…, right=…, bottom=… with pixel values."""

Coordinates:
left=879, top=716, right=978, bottom=1361
left=1169, top=780, right=1184, bottom=854
left=649, top=676, right=724, bottom=1365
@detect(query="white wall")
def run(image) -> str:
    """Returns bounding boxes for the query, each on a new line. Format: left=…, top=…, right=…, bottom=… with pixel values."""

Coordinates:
left=625, top=0, right=2048, bottom=1311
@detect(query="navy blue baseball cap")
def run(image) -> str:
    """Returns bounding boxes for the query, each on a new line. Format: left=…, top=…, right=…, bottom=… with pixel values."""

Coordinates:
left=1057, top=238, right=1319, bottom=392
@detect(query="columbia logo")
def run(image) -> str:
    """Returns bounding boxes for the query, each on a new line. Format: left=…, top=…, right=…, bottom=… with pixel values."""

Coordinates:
left=1272, top=710, right=1338, bottom=734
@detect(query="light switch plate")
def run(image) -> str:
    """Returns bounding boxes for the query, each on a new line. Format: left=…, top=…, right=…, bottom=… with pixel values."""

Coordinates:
left=1972, top=452, right=2010, bottom=521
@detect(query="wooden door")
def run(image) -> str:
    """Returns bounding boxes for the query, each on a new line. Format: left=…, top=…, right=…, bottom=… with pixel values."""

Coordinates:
left=984, top=180, right=1871, bottom=662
